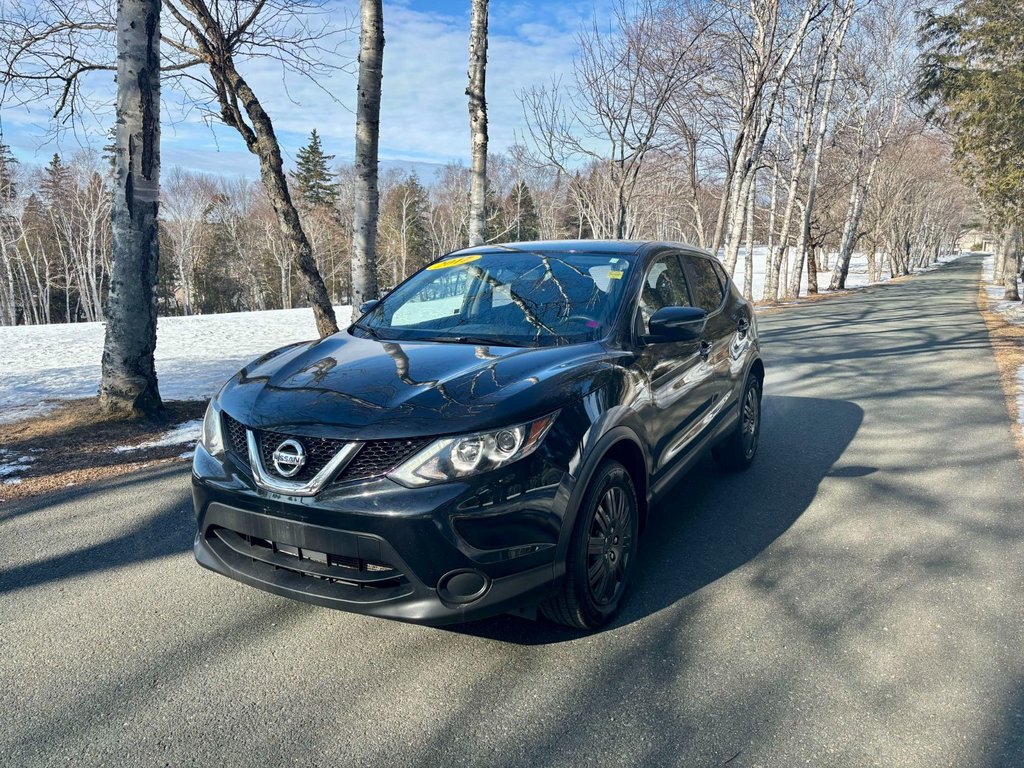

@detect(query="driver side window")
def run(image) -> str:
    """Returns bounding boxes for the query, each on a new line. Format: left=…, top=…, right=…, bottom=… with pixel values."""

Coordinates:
left=638, top=254, right=692, bottom=327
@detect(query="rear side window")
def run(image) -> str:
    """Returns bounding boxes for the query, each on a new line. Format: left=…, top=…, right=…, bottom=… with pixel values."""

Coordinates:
left=638, top=254, right=691, bottom=325
left=711, top=260, right=730, bottom=291
left=683, top=256, right=724, bottom=313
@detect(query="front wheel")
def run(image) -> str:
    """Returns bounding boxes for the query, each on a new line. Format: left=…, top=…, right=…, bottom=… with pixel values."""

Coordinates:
left=712, top=373, right=762, bottom=471
left=541, top=460, right=639, bottom=630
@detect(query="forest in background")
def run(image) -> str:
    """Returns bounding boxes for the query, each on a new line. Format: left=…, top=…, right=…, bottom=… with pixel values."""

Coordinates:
left=0, top=0, right=975, bottom=326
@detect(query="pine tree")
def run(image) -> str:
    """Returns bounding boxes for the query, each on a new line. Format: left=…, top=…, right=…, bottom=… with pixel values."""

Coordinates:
left=508, top=180, right=540, bottom=242
left=0, top=138, right=17, bottom=204
left=560, top=172, right=592, bottom=239
left=40, top=153, right=71, bottom=206
left=294, top=129, right=339, bottom=208
left=102, top=126, right=118, bottom=172
left=920, top=0, right=1024, bottom=299
left=482, top=181, right=506, bottom=244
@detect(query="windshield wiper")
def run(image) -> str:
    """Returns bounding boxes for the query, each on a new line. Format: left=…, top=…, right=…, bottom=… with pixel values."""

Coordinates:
left=421, top=335, right=530, bottom=348
left=352, top=321, right=385, bottom=341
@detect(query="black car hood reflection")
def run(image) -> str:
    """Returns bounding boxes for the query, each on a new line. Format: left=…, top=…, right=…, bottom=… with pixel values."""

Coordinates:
left=218, top=330, right=613, bottom=439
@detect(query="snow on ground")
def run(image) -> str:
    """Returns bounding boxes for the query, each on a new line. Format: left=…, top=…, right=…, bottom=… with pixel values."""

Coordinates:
left=0, top=305, right=353, bottom=424
left=724, top=246, right=963, bottom=300
left=0, top=249, right=967, bottom=426
left=981, top=253, right=1024, bottom=428
left=0, top=448, right=36, bottom=484
left=113, top=418, right=204, bottom=453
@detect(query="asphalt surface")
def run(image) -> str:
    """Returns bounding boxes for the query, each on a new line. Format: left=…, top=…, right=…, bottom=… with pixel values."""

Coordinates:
left=2, top=255, right=1022, bottom=767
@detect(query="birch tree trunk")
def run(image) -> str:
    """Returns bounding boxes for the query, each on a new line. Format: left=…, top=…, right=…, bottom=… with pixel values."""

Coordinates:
left=99, top=0, right=162, bottom=417
left=466, top=0, right=488, bottom=246
left=829, top=152, right=879, bottom=290
left=352, top=0, right=384, bottom=307
left=789, top=6, right=850, bottom=298
left=709, top=159, right=736, bottom=256
left=742, top=175, right=756, bottom=298
left=1005, top=226, right=1022, bottom=301
left=720, top=1, right=818, bottom=273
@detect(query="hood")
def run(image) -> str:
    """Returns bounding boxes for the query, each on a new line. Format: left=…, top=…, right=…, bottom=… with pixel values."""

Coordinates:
left=218, top=331, right=612, bottom=439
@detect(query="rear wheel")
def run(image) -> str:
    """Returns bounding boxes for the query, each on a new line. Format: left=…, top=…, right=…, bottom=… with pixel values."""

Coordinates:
left=541, top=460, right=639, bottom=630
left=712, top=373, right=762, bottom=471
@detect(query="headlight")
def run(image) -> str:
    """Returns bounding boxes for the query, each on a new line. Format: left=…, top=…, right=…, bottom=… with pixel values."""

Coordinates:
left=200, top=399, right=226, bottom=455
left=387, top=412, right=559, bottom=487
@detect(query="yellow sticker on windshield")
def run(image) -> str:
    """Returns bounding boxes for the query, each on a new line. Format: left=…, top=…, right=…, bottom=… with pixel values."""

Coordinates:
left=608, top=270, right=624, bottom=279
left=427, top=255, right=481, bottom=270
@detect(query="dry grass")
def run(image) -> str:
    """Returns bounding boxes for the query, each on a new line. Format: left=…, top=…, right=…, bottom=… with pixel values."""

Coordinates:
left=977, top=283, right=1024, bottom=464
left=0, top=398, right=206, bottom=502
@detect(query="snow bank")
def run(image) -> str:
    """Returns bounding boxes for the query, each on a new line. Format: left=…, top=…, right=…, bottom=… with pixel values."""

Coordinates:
left=0, top=250, right=966, bottom=425
left=724, top=247, right=962, bottom=299
left=0, top=305, right=353, bottom=423
left=113, top=419, right=204, bottom=453
left=980, top=253, right=1024, bottom=428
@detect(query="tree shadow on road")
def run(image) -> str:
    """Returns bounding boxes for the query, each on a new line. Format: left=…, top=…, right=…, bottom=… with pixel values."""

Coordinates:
left=0, top=463, right=193, bottom=595
left=448, top=394, right=865, bottom=645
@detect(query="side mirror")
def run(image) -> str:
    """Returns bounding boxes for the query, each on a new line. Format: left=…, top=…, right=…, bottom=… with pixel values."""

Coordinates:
left=359, top=299, right=380, bottom=315
left=647, top=306, right=708, bottom=343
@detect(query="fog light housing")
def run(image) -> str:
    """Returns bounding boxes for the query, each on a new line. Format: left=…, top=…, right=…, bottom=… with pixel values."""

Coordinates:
left=436, top=569, right=490, bottom=604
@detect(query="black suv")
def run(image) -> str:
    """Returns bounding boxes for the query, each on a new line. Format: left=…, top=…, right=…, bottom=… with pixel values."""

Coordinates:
left=192, top=241, right=763, bottom=629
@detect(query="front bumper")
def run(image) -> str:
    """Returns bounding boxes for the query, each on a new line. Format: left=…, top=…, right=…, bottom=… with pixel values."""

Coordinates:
left=191, top=443, right=571, bottom=625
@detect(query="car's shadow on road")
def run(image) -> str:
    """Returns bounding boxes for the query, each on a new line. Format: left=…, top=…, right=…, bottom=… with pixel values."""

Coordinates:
left=445, top=394, right=865, bottom=645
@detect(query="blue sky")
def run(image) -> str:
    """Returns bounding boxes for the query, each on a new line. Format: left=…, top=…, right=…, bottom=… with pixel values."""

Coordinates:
left=0, top=0, right=598, bottom=178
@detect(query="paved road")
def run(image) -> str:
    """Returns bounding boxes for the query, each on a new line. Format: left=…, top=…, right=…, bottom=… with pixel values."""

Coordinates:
left=2, top=255, right=1022, bottom=767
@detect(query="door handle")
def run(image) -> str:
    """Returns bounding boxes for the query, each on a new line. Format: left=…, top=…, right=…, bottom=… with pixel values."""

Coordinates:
left=699, top=340, right=712, bottom=360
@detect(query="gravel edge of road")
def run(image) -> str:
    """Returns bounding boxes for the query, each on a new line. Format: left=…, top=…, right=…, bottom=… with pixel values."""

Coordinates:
left=976, top=274, right=1024, bottom=464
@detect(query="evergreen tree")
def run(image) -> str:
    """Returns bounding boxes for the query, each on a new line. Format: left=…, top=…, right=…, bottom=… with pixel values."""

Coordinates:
left=0, top=138, right=17, bottom=204
left=560, top=172, right=593, bottom=239
left=482, top=180, right=506, bottom=244
left=294, top=129, right=340, bottom=208
left=40, top=153, right=71, bottom=206
left=102, top=126, right=118, bottom=172
left=399, top=172, right=431, bottom=262
left=920, top=0, right=1024, bottom=299
left=507, top=180, right=539, bottom=242
left=920, top=2, right=1024, bottom=220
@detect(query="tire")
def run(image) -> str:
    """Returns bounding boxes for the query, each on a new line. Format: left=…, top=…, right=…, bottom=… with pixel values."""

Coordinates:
left=541, top=460, right=639, bottom=630
left=712, top=373, right=762, bottom=471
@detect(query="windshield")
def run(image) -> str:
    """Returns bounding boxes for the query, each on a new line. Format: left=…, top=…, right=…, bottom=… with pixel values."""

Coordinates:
left=353, top=250, right=633, bottom=347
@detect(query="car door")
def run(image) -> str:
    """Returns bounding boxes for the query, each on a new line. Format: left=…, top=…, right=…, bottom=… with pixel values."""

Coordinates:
left=633, top=251, right=718, bottom=485
left=680, top=253, right=734, bottom=427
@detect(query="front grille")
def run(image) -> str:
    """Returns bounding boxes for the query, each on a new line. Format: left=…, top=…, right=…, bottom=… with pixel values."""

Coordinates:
left=224, top=413, right=249, bottom=463
left=258, top=429, right=347, bottom=483
left=222, top=412, right=432, bottom=486
left=335, top=437, right=433, bottom=484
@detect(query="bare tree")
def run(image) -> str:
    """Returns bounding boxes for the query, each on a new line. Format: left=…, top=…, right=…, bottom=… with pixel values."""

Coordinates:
left=521, top=0, right=708, bottom=239
left=162, top=168, right=217, bottom=315
left=787, top=0, right=854, bottom=298
left=466, top=0, right=488, bottom=246
left=1, top=0, right=347, bottom=339
left=161, top=0, right=340, bottom=337
left=718, top=0, right=826, bottom=276
left=828, top=0, right=915, bottom=291
left=351, top=0, right=383, bottom=307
